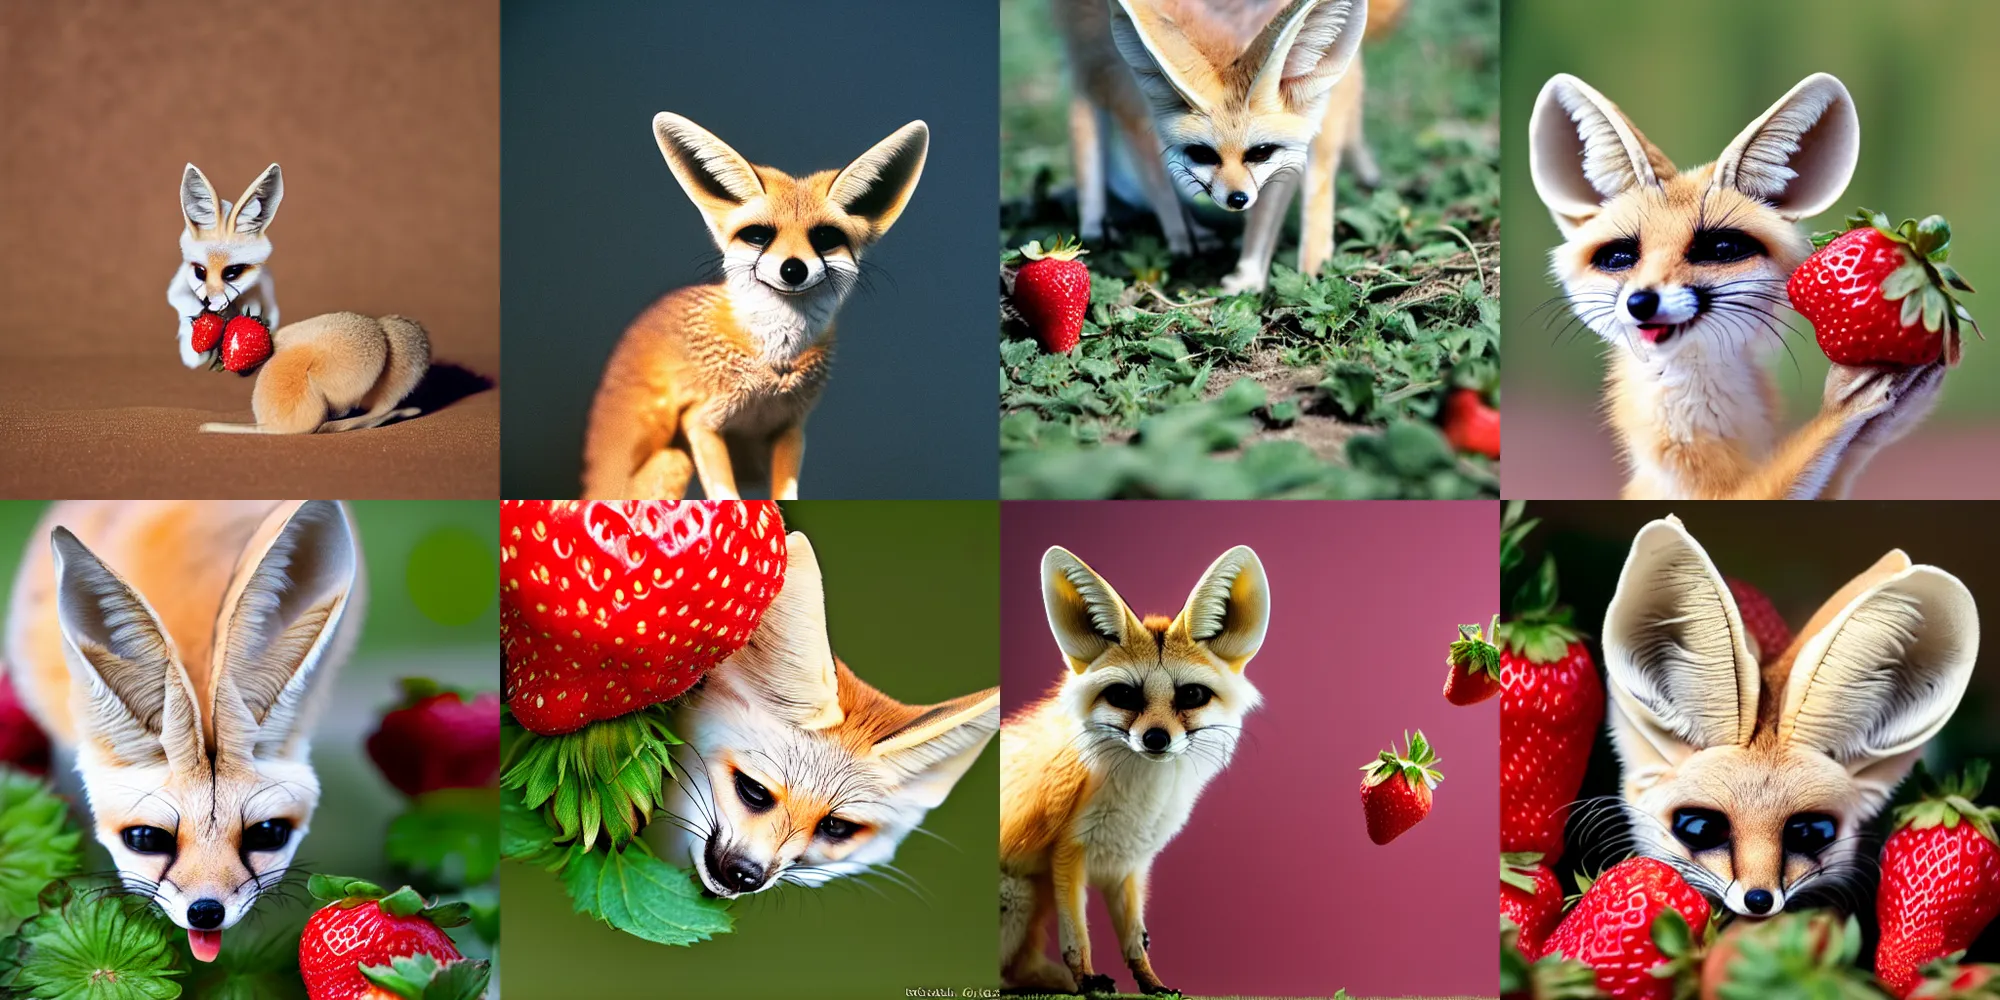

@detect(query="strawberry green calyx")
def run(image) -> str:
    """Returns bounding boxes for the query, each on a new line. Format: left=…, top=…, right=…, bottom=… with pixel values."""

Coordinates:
left=1451, top=616, right=1502, bottom=679
left=1715, top=913, right=1874, bottom=1000
left=361, top=952, right=493, bottom=1000
left=500, top=703, right=679, bottom=853
left=1362, top=730, right=1442, bottom=789
left=1894, top=760, right=2000, bottom=844
left=1501, top=922, right=1602, bottom=1000
left=1502, top=852, right=1547, bottom=893
left=1017, top=234, right=1089, bottom=263
left=306, top=874, right=472, bottom=927
left=1497, top=501, right=1589, bottom=664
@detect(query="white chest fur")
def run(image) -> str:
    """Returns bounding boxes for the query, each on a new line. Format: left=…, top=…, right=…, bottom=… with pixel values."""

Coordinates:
left=725, top=272, right=842, bottom=367
left=1074, top=754, right=1223, bottom=881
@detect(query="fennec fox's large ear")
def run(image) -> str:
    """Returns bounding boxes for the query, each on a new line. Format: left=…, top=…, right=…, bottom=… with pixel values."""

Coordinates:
left=1170, top=546, right=1271, bottom=673
left=50, top=528, right=205, bottom=773
left=1781, top=552, right=1976, bottom=790
left=181, top=163, right=221, bottom=233
left=1529, top=74, right=1677, bottom=236
left=872, top=686, right=999, bottom=810
left=1109, top=0, right=1224, bottom=115
left=1244, top=0, right=1367, bottom=113
left=211, top=501, right=360, bottom=764
left=724, top=533, right=844, bottom=731
left=653, top=112, right=765, bottom=236
left=1715, top=73, right=1858, bottom=221
left=1042, top=547, right=1146, bottom=674
left=1601, top=516, right=1761, bottom=790
left=829, top=121, right=929, bottom=238
left=227, top=163, right=284, bottom=237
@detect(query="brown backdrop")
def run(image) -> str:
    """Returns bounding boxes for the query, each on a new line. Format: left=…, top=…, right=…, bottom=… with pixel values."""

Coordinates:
left=0, top=0, right=498, bottom=498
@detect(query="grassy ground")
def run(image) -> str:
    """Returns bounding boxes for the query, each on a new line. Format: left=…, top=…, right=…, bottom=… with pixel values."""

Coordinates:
left=998, top=0, right=1500, bottom=499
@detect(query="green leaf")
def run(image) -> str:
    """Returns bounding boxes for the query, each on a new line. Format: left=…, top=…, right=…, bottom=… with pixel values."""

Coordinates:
left=387, top=788, right=500, bottom=889
left=0, top=768, right=83, bottom=938
left=3, top=881, right=184, bottom=999
left=1649, top=907, right=1692, bottom=958
left=563, top=847, right=733, bottom=946
left=178, top=927, right=304, bottom=1000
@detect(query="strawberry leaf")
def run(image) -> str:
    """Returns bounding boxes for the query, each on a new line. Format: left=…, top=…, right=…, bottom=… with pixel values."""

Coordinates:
left=0, top=768, right=83, bottom=938
left=562, top=845, right=733, bottom=946
left=0, top=880, right=184, bottom=1000
left=387, top=788, right=500, bottom=889
left=178, top=927, right=304, bottom=1000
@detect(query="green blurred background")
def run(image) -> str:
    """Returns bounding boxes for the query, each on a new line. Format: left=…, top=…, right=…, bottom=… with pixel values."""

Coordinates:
left=500, top=502, right=1000, bottom=1000
left=0, top=501, right=499, bottom=980
left=1502, top=0, right=2000, bottom=498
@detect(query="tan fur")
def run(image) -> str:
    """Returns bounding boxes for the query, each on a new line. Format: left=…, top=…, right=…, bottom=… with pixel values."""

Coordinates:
left=200, top=312, right=429, bottom=435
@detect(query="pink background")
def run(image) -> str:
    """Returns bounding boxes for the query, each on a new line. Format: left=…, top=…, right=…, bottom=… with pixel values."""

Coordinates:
left=1001, top=501, right=1501, bottom=998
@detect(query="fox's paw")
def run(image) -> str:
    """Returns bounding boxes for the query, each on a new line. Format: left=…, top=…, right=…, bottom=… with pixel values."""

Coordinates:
left=1823, top=364, right=1897, bottom=424
left=1854, top=362, right=1946, bottom=450
left=1220, top=266, right=1269, bottom=296
left=1076, top=973, right=1118, bottom=995
left=1138, top=982, right=1181, bottom=996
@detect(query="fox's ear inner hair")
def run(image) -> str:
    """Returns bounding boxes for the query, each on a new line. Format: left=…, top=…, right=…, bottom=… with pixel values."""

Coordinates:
left=1108, top=0, right=1221, bottom=115
left=1173, top=546, right=1270, bottom=672
left=1715, top=72, right=1859, bottom=220
left=1041, top=547, right=1137, bottom=673
left=871, top=688, right=999, bottom=810
left=49, top=527, right=199, bottom=768
left=1246, top=0, right=1365, bottom=110
left=829, top=120, right=928, bottom=237
left=227, top=163, right=283, bottom=236
left=652, top=112, right=764, bottom=216
left=1528, top=74, right=1672, bottom=233
left=730, top=532, right=843, bottom=730
left=181, top=163, right=219, bottom=231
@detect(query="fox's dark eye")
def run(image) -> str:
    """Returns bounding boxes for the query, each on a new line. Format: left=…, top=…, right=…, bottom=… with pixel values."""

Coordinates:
left=121, top=826, right=174, bottom=855
left=1783, top=813, right=1838, bottom=856
left=1183, top=144, right=1221, bottom=166
left=737, top=225, right=776, bottom=248
left=1243, top=144, right=1281, bottom=164
left=734, top=771, right=774, bottom=811
left=242, top=818, right=292, bottom=852
left=817, top=816, right=860, bottom=841
left=1101, top=683, right=1146, bottom=712
left=1592, top=239, right=1640, bottom=272
left=1687, top=228, right=1766, bottom=265
left=1174, top=684, right=1213, bottom=710
left=1671, top=807, right=1731, bottom=851
left=221, top=264, right=248, bottom=282
left=192, top=264, right=207, bottom=281
left=807, top=225, right=847, bottom=254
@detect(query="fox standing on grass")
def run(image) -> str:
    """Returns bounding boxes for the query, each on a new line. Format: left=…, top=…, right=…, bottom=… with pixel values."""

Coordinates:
left=1000, top=545, right=1269, bottom=995
left=661, top=533, right=999, bottom=898
left=581, top=115, right=929, bottom=500
left=1530, top=73, right=1946, bottom=499
left=2, top=501, right=361, bottom=962
left=1054, top=0, right=1403, bottom=293
left=1600, top=515, right=1977, bottom=917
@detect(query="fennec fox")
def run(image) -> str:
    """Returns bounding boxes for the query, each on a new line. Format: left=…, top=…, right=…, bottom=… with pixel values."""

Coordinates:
left=1001, top=545, right=1269, bottom=995
left=1055, top=0, right=1403, bottom=293
left=3, top=501, right=361, bottom=961
left=581, top=115, right=930, bottom=500
left=171, top=164, right=282, bottom=369
left=1531, top=73, right=1944, bottom=499
left=199, top=312, right=429, bottom=434
left=1602, top=515, right=1977, bottom=916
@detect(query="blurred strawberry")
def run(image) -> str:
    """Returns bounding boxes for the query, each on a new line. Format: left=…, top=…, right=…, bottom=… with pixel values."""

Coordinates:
left=0, top=670, right=50, bottom=775
left=366, top=679, right=499, bottom=797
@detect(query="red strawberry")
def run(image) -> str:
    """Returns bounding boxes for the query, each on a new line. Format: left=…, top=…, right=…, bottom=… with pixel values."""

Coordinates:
left=1498, top=503, right=1605, bottom=864
left=500, top=500, right=786, bottom=735
left=299, top=876, right=484, bottom=1000
left=1444, top=387, right=1502, bottom=458
left=220, top=314, right=272, bottom=372
left=1501, top=852, right=1564, bottom=960
left=1011, top=236, right=1090, bottom=353
left=1543, top=857, right=1710, bottom=1000
left=1877, top=761, right=2000, bottom=998
left=1724, top=577, right=1793, bottom=663
left=1911, top=956, right=2000, bottom=999
left=1360, top=730, right=1441, bottom=845
left=0, top=669, right=50, bottom=775
left=1445, top=615, right=1503, bottom=706
left=190, top=310, right=226, bottom=354
left=366, top=679, right=500, bottom=797
left=1789, top=208, right=1979, bottom=368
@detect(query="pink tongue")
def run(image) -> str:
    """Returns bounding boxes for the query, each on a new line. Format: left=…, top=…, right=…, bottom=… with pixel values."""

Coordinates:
left=1640, top=325, right=1668, bottom=343
left=189, top=928, right=222, bottom=963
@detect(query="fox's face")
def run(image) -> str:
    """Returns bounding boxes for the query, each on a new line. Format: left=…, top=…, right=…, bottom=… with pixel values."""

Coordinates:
left=652, top=114, right=927, bottom=301
left=179, top=163, right=282, bottom=313
left=1601, top=516, right=1977, bottom=917
left=1110, top=0, right=1365, bottom=212
left=49, top=502, right=357, bottom=957
left=665, top=533, right=998, bottom=899
left=1042, top=545, right=1269, bottom=769
left=1531, top=74, right=1858, bottom=361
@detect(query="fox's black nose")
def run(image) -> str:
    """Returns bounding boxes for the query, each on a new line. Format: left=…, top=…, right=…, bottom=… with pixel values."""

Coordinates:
left=1743, top=889, right=1774, bottom=915
left=1224, top=191, right=1249, bottom=210
left=1626, top=288, right=1660, bottom=321
left=187, top=899, right=225, bottom=929
left=1141, top=728, right=1170, bottom=752
left=779, top=258, right=808, bottom=286
left=721, top=855, right=765, bottom=892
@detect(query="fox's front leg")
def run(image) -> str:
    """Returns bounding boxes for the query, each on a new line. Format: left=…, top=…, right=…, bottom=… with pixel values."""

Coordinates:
left=1822, top=363, right=1945, bottom=498
left=166, top=276, right=206, bottom=368
left=1052, top=841, right=1111, bottom=995
left=1106, top=866, right=1172, bottom=995
left=768, top=423, right=805, bottom=501
left=683, top=407, right=742, bottom=500
left=1734, top=364, right=1898, bottom=499
left=1219, top=171, right=1297, bottom=295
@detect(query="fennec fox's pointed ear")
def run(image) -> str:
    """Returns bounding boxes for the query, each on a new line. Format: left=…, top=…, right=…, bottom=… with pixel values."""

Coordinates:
left=1529, top=74, right=1677, bottom=236
left=872, top=686, right=999, bottom=810
left=1170, top=546, right=1271, bottom=673
left=50, top=528, right=205, bottom=772
left=181, top=163, right=221, bottom=233
left=226, top=163, right=284, bottom=237
left=723, top=532, right=843, bottom=731
left=1245, top=0, right=1366, bottom=113
left=1781, top=554, right=1976, bottom=784
left=1109, top=0, right=1225, bottom=115
left=1715, top=73, right=1858, bottom=221
left=1042, top=547, right=1145, bottom=674
left=829, top=121, right=928, bottom=238
left=212, top=501, right=359, bottom=764
left=653, top=112, right=765, bottom=235
left=1601, top=516, right=1761, bottom=789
